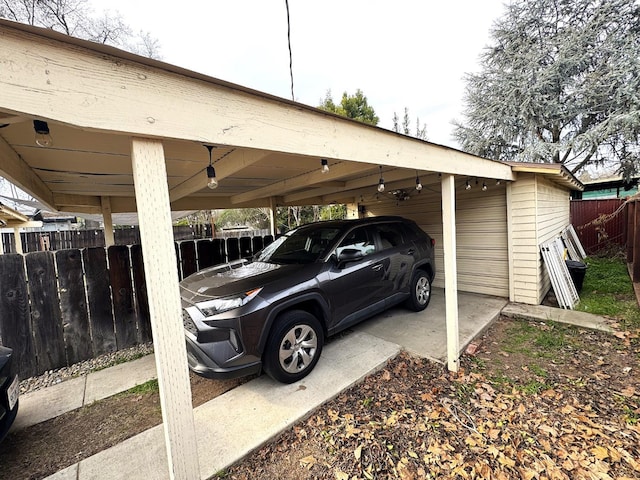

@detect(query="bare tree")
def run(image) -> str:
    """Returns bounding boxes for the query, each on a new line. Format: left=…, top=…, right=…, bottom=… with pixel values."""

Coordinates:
left=0, top=0, right=161, bottom=58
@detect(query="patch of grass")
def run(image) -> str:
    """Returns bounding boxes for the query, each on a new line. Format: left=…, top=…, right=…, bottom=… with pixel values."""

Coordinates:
left=622, top=404, right=639, bottom=425
left=122, top=379, right=159, bottom=396
left=577, top=256, right=640, bottom=329
left=468, top=356, right=487, bottom=371
left=502, top=320, right=571, bottom=357
left=488, top=373, right=513, bottom=391
left=453, top=382, right=475, bottom=402
left=528, top=364, right=548, bottom=378
left=534, top=327, right=566, bottom=349
left=519, top=380, right=551, bottom=395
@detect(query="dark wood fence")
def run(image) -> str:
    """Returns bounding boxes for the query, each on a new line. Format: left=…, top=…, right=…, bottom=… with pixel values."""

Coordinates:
left=0, top=225, right=209, bottom=254
left=0, top=235, right=274, bottom=379
left=570, top=199, right=628, bottom=254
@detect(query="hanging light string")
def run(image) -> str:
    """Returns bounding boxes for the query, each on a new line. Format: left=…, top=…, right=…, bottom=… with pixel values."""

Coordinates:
left=285, top=0, right=295, bottom=101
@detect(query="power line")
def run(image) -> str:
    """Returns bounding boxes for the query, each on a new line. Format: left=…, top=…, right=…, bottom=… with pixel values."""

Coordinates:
left=284, top=0, right=294, bottom=101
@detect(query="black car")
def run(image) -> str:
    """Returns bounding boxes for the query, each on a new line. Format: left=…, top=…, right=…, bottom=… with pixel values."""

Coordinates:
left=180, top=216, right=435, bottom=383
left=0, top=345, right=19, bottom=442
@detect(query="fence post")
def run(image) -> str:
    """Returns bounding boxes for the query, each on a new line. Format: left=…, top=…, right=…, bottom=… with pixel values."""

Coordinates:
left=627, top=201, right=634, bottom=264
left=633, top=201, right=640, bottom=282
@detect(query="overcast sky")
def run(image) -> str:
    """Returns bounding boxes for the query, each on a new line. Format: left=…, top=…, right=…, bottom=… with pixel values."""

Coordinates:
left=97, top=1, right=506, bottom=147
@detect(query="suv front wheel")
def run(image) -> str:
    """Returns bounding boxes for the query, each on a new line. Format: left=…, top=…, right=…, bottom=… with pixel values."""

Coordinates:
left=263, top=310, right=324, bottom=383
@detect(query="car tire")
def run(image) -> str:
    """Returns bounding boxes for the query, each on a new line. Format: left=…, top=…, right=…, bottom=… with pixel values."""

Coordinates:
left=263, top=310, right=324, bottom=384
left=405, top=270, right=431, bottom=311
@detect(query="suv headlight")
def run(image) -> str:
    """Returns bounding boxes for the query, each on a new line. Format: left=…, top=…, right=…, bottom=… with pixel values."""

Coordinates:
left=196, top=288, right=263, bottom=317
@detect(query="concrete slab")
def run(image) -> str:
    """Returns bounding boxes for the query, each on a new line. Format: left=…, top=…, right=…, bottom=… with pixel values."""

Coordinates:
left=84, top=354, right=157, bottom=404
left=358, top=288, right=508, bottom=362
left=11, top=375, right=86, bottom=432
left=501, top=302, right=615, bottom=332
left=56, top=331, right=400, bottom=480
left=11, top=354, right=157, bottom=434
left=44, top=464, right=78, bottom=480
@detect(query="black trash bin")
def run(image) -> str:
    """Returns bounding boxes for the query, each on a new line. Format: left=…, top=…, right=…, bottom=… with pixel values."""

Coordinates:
left=565, top=260, right=588, bottom=293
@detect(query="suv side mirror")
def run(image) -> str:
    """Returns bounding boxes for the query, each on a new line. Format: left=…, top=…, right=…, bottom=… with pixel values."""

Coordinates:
left=336, top=248, right=364, bottom=268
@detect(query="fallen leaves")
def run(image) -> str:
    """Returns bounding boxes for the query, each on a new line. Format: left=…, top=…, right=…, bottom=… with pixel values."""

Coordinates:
left=223, top=319, right=640, bottom=480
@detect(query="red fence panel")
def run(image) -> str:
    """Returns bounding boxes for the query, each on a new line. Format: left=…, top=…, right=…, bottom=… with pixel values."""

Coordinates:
left=570, top=199, right=627, bottom=254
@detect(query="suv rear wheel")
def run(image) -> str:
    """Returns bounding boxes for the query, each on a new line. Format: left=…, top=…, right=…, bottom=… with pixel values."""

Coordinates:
left=405, top=270, right=431, bottom=311
left=263, top=310, right=324, bottom=383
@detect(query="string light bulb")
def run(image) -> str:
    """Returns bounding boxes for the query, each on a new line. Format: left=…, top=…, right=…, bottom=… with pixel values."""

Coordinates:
left=415, top=172, right=423, bottom=192
left=482, top=182, right=488, bottom=191
left=321, top=159, right=329, bottom=173
left=465, top=180, right=472, bottom=190
left=204, top=145, right=218, bottom=189
left=377, top=166, right=385, bottom=193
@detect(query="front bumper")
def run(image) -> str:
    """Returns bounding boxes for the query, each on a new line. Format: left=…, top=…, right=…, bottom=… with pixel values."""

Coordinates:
left=185, top=335, right=261, bottom=380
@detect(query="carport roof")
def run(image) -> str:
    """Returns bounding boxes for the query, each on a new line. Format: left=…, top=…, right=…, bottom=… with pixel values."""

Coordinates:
left=0, top=19, right=520, bottom=215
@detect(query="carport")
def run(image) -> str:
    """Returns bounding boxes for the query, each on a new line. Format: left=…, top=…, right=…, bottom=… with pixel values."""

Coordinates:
left=0, top=19, right=541, bottom=479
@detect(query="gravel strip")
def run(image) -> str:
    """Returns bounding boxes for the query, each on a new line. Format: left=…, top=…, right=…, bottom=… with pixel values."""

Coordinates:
left=19, top=343, right=154, bottom=395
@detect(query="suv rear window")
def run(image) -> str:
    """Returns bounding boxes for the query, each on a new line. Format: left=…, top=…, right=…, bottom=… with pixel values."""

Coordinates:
left=377, top=223, right=404, bottom=250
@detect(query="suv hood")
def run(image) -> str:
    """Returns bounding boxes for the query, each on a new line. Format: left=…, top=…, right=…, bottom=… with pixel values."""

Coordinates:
left=180, top=259, right=302, bottom=303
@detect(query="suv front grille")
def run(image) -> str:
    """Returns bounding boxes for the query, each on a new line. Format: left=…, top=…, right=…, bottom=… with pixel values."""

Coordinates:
left=182, top=310, right=198, bottom=336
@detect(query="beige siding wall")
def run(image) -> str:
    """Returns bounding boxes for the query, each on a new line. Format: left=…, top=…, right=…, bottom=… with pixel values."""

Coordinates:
left=363, top=180, right=509, bottom=297
left=508, top=173, right=571, bottom=304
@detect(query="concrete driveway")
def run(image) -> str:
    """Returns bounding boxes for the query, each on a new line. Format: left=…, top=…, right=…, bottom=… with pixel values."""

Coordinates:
left=358, top=287, right=508, bottom=362
left=45, top=287, right=507, bottom=480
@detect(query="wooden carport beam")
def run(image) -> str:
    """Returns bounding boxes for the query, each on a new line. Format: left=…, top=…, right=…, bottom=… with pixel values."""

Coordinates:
left=52, top=193, right=103, bottom=214
left=169, top=149, right=267, bottom=202
left=0, top=22, right=515, bottom=188
left=0, top=134, right=56, bottom=211
left=321, top=170, right=435, bottom=204
left=130, top=138, right=200, bottom=479
left=231, top=162, right=377, bottom=204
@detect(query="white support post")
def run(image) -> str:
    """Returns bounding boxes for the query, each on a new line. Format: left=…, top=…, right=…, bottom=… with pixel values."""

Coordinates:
left=269, top=197, right=277, bottom=237
left=101, top=196, right=115, bottom=248
left=130, top=138, right=200, bottom=480
left=346, top=201, right=359, bottom=219
left=441, top=174, right=459, bottom=372
left=13, top=227, right=23, bottom=254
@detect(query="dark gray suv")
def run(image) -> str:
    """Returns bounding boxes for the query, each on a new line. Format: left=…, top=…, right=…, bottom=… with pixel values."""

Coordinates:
left=180, top=216, right=435, bottom=383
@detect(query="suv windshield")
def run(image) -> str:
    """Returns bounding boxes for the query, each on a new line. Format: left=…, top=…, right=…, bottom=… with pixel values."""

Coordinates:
left=254, top=225, right=342, bottom=264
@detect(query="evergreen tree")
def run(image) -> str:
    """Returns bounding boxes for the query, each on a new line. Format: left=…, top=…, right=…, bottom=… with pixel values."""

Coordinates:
left=453, top=0, right=640, bottom=178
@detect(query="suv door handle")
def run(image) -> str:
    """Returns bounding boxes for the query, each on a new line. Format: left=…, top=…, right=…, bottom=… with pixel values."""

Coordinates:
left=372, top=264, right=383, bottom=272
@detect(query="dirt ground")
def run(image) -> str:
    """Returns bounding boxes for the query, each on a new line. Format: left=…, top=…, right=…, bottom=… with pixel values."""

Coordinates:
left=0, top=373, right=245, bottom=480
left=1, top=317, right=639, bottom=480
left=222, top=318, right=640, bottom=480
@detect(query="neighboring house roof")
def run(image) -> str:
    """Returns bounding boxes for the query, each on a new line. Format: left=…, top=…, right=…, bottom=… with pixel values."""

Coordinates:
left=0, top=201, right=41, bottom=229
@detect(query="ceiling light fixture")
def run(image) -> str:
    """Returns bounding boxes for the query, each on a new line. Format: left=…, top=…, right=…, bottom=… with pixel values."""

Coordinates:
left=321, top=158, right=329, bottom=173
left=33, top=120, right=53, bottom=147
left=377, top=166, right=385, bottom=193
left=204, top=145, right=218, bottom=189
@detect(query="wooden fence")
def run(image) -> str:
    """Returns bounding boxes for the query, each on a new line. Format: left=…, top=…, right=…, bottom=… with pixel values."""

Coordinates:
left=0, top=225, right=211, bottom=254
left=570, top=199, right=628, bottom=254
left=0, top=235, right=273, bottom=379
